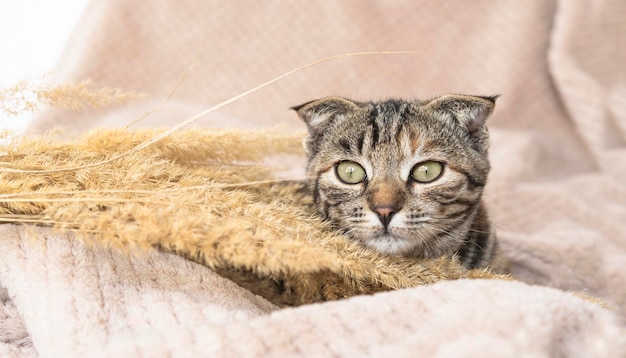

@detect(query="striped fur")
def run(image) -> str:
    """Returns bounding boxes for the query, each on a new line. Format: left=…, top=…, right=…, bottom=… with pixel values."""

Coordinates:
left=293, top=95, right=499, bottom=269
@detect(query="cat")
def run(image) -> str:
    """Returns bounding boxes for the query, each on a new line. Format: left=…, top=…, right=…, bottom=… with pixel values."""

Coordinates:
left=293, top=94, right=501, bottom=270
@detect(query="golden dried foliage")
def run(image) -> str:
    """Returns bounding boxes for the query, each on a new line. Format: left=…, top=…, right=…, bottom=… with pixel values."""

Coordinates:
left=0, top=78, right=145, bottom=115
left=38, top=80, right=146, bottom=111
left=0, top=128, right=507, bottom=306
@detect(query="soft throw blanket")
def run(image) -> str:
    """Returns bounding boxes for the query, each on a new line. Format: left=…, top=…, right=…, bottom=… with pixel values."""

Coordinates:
left=1, top=225, right=624, bottom=357
left=2, top=0, right=624, bottom=356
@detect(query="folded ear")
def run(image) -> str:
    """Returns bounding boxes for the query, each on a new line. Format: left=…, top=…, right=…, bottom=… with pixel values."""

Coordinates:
left=424, top=94, right=498, bottom=151
left=292, top=97, right=361, bottom=136
left=424, top=94, right=498, bottom=133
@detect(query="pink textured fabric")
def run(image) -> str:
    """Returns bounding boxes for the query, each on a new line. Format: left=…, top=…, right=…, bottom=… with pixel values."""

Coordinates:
left=4, top=0, right=624, bottom=356
left=1, top=225, right=624, bottom=357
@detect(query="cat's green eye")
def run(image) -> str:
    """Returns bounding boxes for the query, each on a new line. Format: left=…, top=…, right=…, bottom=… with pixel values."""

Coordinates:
left=411, top=161, right=443, bottom=183
left=336, top=161, right=366, bottom=184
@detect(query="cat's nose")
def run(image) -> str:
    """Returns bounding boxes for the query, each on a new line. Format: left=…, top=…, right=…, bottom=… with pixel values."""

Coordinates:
left=373, top=206, right=397, bottom=228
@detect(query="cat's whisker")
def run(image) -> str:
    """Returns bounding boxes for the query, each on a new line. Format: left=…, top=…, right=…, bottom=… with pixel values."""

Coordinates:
left=467, top=228, right=491, bottom=235
left=416, top=232, right=437, bottom=257
left=418, top=223, right=466, bottom=252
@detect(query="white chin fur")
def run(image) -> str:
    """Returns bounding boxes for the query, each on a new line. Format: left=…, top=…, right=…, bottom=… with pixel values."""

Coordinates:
left=361, top=234, right=415, bottom=256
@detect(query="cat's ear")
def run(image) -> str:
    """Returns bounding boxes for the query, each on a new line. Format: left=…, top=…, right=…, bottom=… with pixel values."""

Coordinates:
left=424, top=94, right=498, bottom=151
left=291, top=97, right=361, bottom=135
left=424, top=94, right=498, bottom=132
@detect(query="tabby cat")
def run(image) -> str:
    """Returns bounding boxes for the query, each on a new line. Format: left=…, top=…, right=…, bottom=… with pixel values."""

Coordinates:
left=293, top=94, right=500, bottom=269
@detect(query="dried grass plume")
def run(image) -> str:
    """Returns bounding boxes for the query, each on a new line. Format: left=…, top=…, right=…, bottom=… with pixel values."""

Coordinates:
left=0, top=77, right=144, bottom=116
left=0, top=127, right=507, bottom=306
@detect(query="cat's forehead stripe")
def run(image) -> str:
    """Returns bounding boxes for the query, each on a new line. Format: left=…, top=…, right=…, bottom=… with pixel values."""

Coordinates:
left=357, top=132, right=366, bottom=154
left=370, top=116, right=380, bottom=146
left=367, top=101, right=410, bottom=147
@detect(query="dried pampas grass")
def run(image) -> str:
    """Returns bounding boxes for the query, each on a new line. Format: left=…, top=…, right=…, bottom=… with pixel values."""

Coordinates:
left=0, top=77, right=144, bottom=116
left=0, top=128, right=507, bottom=306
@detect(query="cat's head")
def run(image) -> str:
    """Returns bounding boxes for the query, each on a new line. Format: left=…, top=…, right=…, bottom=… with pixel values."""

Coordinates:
left=293, top=94, right=496, bottom=258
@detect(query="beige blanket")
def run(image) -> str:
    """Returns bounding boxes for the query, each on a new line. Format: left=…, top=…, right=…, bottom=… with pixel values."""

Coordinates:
left=2, top=0, right=625, bottom=356
left=1, top=225, right=624, bottom=357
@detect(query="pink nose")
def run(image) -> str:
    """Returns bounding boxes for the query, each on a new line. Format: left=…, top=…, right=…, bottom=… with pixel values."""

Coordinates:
left=373, top=206, right=397, bottom=228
